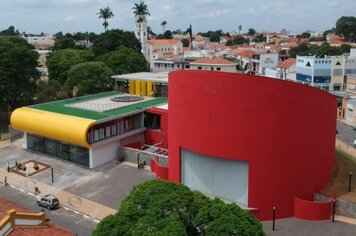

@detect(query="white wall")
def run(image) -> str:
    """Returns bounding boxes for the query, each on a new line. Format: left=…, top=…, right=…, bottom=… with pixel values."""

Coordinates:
left=90, top=141, right=119, bottom=168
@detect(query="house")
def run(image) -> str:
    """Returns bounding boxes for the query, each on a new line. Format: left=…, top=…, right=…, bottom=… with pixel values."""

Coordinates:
left=276, top=58, right=296, bottom=81
left=190, top=58, right=238, bottom=73
left=146, top=39, right=184, bottom=69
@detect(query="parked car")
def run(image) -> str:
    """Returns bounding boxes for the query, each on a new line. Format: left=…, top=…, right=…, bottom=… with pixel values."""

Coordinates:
left=36, top=194, right=60, bottom=209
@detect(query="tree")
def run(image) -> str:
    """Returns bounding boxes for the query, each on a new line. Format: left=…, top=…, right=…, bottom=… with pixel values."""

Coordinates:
left=340, top=44, right=352, bottom=53
left=181, top=38, right=190, bottom=47
left=226, top=35, right=248, bottom=46
left=132, top=1, right=150, bottom=43
left=248, top=28, right=256, bottom=36
left=299, top=32, right=311, bottom=39
left=35, top=80, right=63, bottom=103
left=0, top=26, right=19, bottom=36
left=97, top=7, right=114, bottom=32
left=289, top=43, right=310, bottom=58
left=254, top=33, right=266, bottom=42
left=238, top=25, right=242, bottom=35
left=0, top=36, right=40, bottom=111
left=93, top=180, right=265, bottom=236
left=46, top=49, right=94, bottom=84
left=161, top=21, right=167, bottom=34
left=52, top=36, right=76, bottom=51
left=65, top=62, right=114, bottom=96
left=92, top=29, right=141, bottom=57
left=147, top=26, right=156, bottom=36
left=163, top=30, right=173, bottom=39
left=335, top=16, right=356, bottom=42
left=209, top=31, right=220, bottom=42
left=98, top=46, right=149, bottom=75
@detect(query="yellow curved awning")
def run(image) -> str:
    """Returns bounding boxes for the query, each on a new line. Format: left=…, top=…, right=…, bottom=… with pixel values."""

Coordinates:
left=11, top=107, right=96, bottom=148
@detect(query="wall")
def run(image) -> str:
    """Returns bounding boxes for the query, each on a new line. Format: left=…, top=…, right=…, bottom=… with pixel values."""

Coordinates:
left=90, top=141, right=119, bottom=168
left=144, top=107, right=168, bottom=149
left=294, top=197, right=332, bottom=220
left=168, top=70, right=336, bottom=220
left=315, top=193, right=356, bottom=219
left=150, top=159, right=168, bottom=180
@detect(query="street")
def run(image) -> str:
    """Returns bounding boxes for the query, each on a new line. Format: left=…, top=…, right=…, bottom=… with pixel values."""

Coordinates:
left=0, top=185, right=97, bottom=236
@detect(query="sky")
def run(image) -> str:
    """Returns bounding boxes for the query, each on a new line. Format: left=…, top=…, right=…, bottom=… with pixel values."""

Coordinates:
left=0, top=0, right=355, bottom=35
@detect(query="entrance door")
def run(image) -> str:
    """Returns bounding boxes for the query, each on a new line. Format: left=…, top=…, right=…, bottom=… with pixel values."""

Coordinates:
left=181, top=148, right=248, bottom=205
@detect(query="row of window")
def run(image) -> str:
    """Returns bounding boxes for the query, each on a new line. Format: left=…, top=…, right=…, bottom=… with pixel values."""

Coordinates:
left=197, top=66, right=222, bottom=71
left=27, top=134, right=89, bottom=166
left=87, top=114, right=143, bottom=144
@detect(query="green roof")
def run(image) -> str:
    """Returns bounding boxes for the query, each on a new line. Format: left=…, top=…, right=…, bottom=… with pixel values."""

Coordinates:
left=30, top=91, right=167, bottom=120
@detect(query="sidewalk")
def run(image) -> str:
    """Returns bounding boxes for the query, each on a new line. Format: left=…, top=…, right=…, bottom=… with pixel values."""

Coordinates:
left=0, top=167, right=117, bottom=221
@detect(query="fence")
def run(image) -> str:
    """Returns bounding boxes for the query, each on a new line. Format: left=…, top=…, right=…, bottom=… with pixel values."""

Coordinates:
left=315, top=193, right=356, bottom=219
left=120, top=146, right=168, bottom=168
left=0, top=209, right=46, bottom=236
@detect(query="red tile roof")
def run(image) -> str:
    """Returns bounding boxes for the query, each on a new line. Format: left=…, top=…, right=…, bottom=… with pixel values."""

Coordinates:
left=183, top=47, right=191, bottom=52
left=277, top=58, right=296, bottom=69
left=148, top=39, right=180, bottom=45
left=192, top=58, right=236, bottom=65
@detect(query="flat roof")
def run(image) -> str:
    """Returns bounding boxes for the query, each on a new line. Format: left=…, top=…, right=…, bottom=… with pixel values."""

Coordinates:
left=31, top=91, right=167, bottom=120
left=112, top=72, right=168, bottom=83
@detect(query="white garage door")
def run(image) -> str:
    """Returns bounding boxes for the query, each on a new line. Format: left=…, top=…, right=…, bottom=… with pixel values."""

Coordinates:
left=181, top=148, right=248, bottom=206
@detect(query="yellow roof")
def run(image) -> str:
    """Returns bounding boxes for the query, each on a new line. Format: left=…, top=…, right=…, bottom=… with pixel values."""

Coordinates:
left=11, top=107, right=95, bottom=148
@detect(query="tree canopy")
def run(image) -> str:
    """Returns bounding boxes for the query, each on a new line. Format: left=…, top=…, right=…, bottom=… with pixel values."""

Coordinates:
left=226, top=35, right=248, bottom=46
left=132, top=1, right=150, bottom=19
left=181, top=38, right=190, bottom=47
left=289, top=42, right=344, bottom=58
left=65, top=62, right=114, bottom=96
left=335, top=16, right=356, bottom=42
left=92, top=29, right=141, bottom=57
left=98, top=46, right=149, bottom=75
left=93, top=180, right=265, bottom=236
left=46, top=49, right=94, bottom=84
left=0, top=36, right=39, bottom=110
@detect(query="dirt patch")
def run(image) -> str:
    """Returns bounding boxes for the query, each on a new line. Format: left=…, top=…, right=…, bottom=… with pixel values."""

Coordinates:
left=320, top=150, right=356, bottom=203
left=10, top=160, right=51, bottom=177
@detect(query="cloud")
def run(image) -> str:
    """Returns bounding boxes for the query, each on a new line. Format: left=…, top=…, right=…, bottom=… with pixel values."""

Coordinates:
left=64, top=16, right=76, bottom=21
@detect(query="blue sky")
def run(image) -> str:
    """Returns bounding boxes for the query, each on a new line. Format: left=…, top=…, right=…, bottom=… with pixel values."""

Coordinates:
left=0, top=0, right=354, bottom=35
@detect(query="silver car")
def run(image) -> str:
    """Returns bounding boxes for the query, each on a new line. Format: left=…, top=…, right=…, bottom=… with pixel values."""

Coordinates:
left=36, top=194, right=60, bottom=209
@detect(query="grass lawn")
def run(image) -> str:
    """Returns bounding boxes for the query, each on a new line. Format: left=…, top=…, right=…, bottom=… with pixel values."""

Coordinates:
left=320, top=149, right=356, bottom=203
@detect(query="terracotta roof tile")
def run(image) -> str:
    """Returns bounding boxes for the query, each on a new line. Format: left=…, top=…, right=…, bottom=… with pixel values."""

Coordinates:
left=192, top=58, right=236, bottom=65
left=148, top=39, right=180, bottom=45
left=277, top=58, right=296, bottom=69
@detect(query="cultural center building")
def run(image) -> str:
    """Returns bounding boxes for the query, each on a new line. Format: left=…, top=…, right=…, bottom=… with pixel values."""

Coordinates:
left=11, top=71, right=337, bottom=220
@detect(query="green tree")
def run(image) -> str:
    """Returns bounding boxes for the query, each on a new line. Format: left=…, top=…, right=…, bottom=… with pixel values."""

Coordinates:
left=248, top=28, right=256, bottom=36
left=209, top=31, right=220, bottom=42
left=254, top=33, right=267, bottom=42
left=238, top=25, right=242, bottom=35
left=66, top=62, right=114, bottom=96
left=92, top=29, right=141, bottom=57
left=35, top=80, right=63, bottom=103
left=300, top=32, right=311, bottom=38
left=226, top=35, right=248, bottom=46
left=97, top=6, right=114, bottom=32
left=289, top=43, right=310, bottom=58
left=181, top=38, right=190, bottom=47
left=0, top=26, right=19, bottom=36
left=340, top=44, right=352, bottom=53
left=52, top=36, right=76, bottom=51
left=163, top=30, right=173, bottom=39
left=0, top=36, right=39, bottom=111
left=47, top=49, right=94, bottom=84
left=98, top=46, right=149, bottom=75
left=132, top=1, right=150, bottom=43
left=335, top=16, right=356, bottom=42
left=93, top=180, right=265, bottom=236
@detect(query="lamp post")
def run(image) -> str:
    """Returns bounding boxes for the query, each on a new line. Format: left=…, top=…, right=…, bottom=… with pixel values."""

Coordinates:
left=272, top=206, right=276, bottom=231
left=349, top=171, right=352, bottom=192
left=332, top=199, right=336, bottom=223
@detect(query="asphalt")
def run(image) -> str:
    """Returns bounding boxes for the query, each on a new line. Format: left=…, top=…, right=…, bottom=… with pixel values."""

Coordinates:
left=336, top=120, right=356, bottom=146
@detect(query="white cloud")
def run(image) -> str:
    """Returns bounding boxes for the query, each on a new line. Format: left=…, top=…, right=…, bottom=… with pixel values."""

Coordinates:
left=64, top=16, right=76, bottom=21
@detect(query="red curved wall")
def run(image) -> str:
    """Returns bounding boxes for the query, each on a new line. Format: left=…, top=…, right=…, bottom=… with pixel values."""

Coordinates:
left=168, top=70, right=336, bottom=220
left=294, top=197, right=332, bottom=220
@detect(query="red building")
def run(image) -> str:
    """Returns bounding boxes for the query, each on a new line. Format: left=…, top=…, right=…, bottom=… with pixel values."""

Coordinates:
left=166, top=70, right=336, bottom=220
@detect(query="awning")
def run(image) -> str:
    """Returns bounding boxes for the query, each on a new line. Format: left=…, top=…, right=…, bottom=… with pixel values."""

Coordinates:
left=11, top=107, right=95, bottom=148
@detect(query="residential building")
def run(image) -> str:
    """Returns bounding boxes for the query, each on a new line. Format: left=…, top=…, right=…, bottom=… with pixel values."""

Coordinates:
left=276, top=58, right=296, bottom=80
left=146, top=39, right=183, bottom=68
left=22, top=35, right=55, bottom=50
left=190, top=58, right=238, bottom=73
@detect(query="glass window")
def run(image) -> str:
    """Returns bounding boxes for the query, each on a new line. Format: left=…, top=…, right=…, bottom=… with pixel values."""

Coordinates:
left=198, top=66, right=202, bottom=70
left=69, top=145, right=89, bottom=166
left=56, top=142, right=69, bottom=160
left=144, top=112, right=161, bottom=130
left=45, top=139, right=57, bottom=156
left=27, top=134, right=45, bottom=153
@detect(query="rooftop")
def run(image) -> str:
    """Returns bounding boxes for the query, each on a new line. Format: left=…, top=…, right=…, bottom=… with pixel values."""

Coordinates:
left=191, top=58, right=237, bottom=65
left=112, top=72, right=169, bottom=83
left=31, top=91, right=167, bottom=120
left=148, top=39, right=180, bottom=46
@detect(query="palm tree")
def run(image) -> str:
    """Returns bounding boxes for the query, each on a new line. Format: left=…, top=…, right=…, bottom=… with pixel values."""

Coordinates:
left=161, top=21, right=167, bottom=34
left=238, top=25, right=242, bottom=35
left=132, top=1, right=150, bottom=41
left=97, top=7, right=114, bottom=32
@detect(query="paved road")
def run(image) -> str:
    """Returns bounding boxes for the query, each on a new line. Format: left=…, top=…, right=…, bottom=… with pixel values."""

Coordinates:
left=337, top=120, right=356, bottom=146
left=0, top=185, right=97, bottom=236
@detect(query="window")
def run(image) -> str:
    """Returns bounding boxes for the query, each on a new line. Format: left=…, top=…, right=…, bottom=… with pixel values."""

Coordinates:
left=198, top=66, right=202, bottom=70
left=144, top=112, right=161, bottom=130
left=211, top=67, right=214, bottom=71
left=216, top=67, right=221, bottom=71
left=185, top=65, right=190, bottom=69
